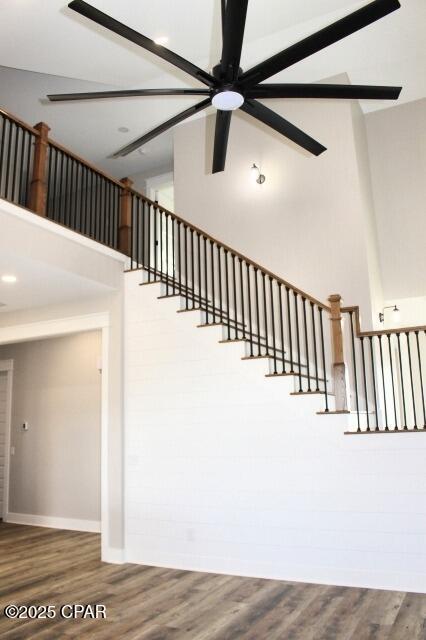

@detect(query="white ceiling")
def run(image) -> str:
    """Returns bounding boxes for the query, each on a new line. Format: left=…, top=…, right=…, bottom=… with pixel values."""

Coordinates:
left=0, top=247, right=112, bottom=314
left=0, top=0, right=424, bottom=177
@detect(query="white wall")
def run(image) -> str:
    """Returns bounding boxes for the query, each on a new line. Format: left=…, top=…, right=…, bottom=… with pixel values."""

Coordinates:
left=174, top=82, right=379, bottom=325
left=124, top=271, right=426, bottom=593
left=0, top=332, right=101, bottom=526
left=366, top=99, right=426, bottom=302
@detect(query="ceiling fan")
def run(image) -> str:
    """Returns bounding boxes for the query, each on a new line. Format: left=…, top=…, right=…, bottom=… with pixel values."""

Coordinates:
left=48, top=0, right=402, bottom=173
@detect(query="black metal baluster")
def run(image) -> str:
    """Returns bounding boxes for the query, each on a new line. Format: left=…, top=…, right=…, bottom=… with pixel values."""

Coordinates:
left=211, top=241, right=216, bottom=323
left=302, top=298, right=310, bottom=391
left=165, top=214, right=169, bottom=295
left=134, top=197, right=139, bottom=270
left=197, top=232, right=201, bottom=309
left=278, top=284, right=286, bottom=374
left=11, top=125, right=21, bottom=202
left=72, top=160, right=78, bottom=230
left=247, top=263, right=253, bottom=356
left=294, top=292, right=302, bottom=392
left=262, top=273, right=268, bottom=356
left=18, top=129, right=27, bottom=205
left=225, top=250, right=230, bottom=339
left=319, top=308, right=329, bottom=412
left=190, top=229, right=195, bottom=308
left=269, top=278, right=277, bottom=374
left=147, top=202, right=152, bottom=282
left=311, top=303, right=319, bottom=391
left=184, top=225, right=188, bottom=308
left=0, top=117, right=8, bottom=198
left=154, top=205, right=158, bottom=280
left=232, top=254, right=237, bottom=339
left=415, top=334, right=426, bottom=428
left=46, top=140, right=53, bottom=217
left=203, top=236, right=208, bottom=323
left=239, top=259, right=245, bottom=338
left=387, top=333, right=398, bottom=430
left=378, top=335, right=389, bottom=431
left=406, top=332, right=417, bottom=429
left=286, top=287, right=294, bottom=372
left=415, top=331, right=426, bottom=429
left=396, top=333, right=407, bottom=429
left=158, top=209, right=163, bottom=281
left=218, top=246, right=223, bottom=321
left=24, top=130, right=33, bottom=206
left=368, top=336, right=379, bottom=431
left=349, top=312, right=360, bottom=431
left=176, top=221, right=182, bottom=293
left=4, top=121, right=14, bottom=200
left=171, top=217, right=176, bottom=293
left=360, top=337, right=370, bottom=431
left=254, top=268, right=261, bottom=355
left=79, top=164, right=85, bottom=233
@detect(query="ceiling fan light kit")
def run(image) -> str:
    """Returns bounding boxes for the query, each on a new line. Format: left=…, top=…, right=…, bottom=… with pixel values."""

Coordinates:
left=47, top=0, right=402, bottom=174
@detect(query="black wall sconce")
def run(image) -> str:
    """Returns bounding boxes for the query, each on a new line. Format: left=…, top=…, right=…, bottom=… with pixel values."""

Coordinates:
left=379, top=305, right=400, bottom=323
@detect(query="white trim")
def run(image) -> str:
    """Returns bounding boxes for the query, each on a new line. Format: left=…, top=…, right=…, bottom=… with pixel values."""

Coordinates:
left=102, top=547, right=125, bottom=564
left=0, top=198, right=126, bottom=264
left=0, top=361, right=13, bottom=519
left=100, top=325, right=110, bottom=560
left=0, top=313, right=109, bottom=346
left=5, top=512, right=100, bottom=533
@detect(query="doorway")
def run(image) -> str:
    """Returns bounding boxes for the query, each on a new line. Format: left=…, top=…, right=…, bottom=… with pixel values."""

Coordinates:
left=0, top=332, right=102, bottom=532
left=0, top=360, right=13, bottom=520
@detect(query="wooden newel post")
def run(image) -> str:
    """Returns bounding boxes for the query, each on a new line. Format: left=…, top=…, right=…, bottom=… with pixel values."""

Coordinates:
left=29, top=122, right=50, bottom=216
left=119, top=177, right=133, bottom=257
left=328, top=294, right=348, bottom=411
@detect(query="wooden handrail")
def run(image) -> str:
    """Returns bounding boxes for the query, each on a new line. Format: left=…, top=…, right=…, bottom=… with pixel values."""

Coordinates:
left=0, top=107, right=41, bottom=136
left=0, top=104, right=329, bottom=310
left=47, top=137, right=123, bottom=188
left=129, top=188, right=330, bottom=311
left=341, top=305, right=426, bottom=337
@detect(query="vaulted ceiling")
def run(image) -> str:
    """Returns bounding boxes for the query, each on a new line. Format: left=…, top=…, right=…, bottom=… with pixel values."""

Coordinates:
left=0, top=0, right=424, bottom=177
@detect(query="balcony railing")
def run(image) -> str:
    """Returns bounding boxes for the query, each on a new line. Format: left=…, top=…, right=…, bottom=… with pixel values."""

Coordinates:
left=1, top=106, right=425, bottom=434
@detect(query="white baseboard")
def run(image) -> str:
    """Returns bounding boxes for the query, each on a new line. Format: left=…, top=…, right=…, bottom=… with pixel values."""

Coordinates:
left=102, top=546, right=125, bottom=564
left=5, top=512, right=101, bottom=533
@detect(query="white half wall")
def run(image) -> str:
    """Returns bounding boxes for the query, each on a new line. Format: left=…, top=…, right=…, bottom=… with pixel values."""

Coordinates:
left=124, top=270, right=426, bottom=593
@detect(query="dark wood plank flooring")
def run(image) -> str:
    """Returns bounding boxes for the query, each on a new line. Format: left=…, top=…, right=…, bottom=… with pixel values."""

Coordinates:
left=0, top=523, right=425, bottom=639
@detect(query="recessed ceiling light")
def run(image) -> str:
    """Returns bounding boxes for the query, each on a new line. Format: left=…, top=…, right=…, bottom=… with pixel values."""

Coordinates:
left=118, top=126, right=129, bottom=133
left=154, top=36, right=169, bottom=46
left=138, top=148, right=150, bottom=155
left=1, top=275, right=17, bottom=284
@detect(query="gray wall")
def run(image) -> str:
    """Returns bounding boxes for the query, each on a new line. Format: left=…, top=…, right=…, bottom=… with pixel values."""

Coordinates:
left=0, top=331, right=101, bottom=522
left=366, top=98, right=426, bottom=300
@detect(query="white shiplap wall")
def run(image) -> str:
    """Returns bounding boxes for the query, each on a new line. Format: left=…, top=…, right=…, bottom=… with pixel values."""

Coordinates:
left=124, top=271, right=426, bottom=593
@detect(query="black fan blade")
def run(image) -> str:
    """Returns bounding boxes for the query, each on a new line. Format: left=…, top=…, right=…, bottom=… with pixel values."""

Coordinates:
left=212, top=111, right=232, bottom=173
left=220, top=0, right=249, bottom=81
left=247, top=84, right=402, bottom=100
left=240, top=0, right=401, bottom=87
left=241, top=99, right=326, bottom=156
left=68, top=0, right=216, bottom=87
left=112, top=98, right=211, bottom=157
left=47, top=88, right=211, bottom=102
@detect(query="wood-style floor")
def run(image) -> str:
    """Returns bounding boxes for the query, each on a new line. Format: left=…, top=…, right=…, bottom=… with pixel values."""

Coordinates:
left=0, top=523, right=425, bottom=639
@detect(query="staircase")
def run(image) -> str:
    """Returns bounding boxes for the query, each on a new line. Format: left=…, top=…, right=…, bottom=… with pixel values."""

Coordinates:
left=1, top=106, right=425, bottom=434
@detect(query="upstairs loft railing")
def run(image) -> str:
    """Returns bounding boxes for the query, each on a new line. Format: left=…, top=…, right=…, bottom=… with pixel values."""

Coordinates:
left=1, top=107, right=425, bottom=434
